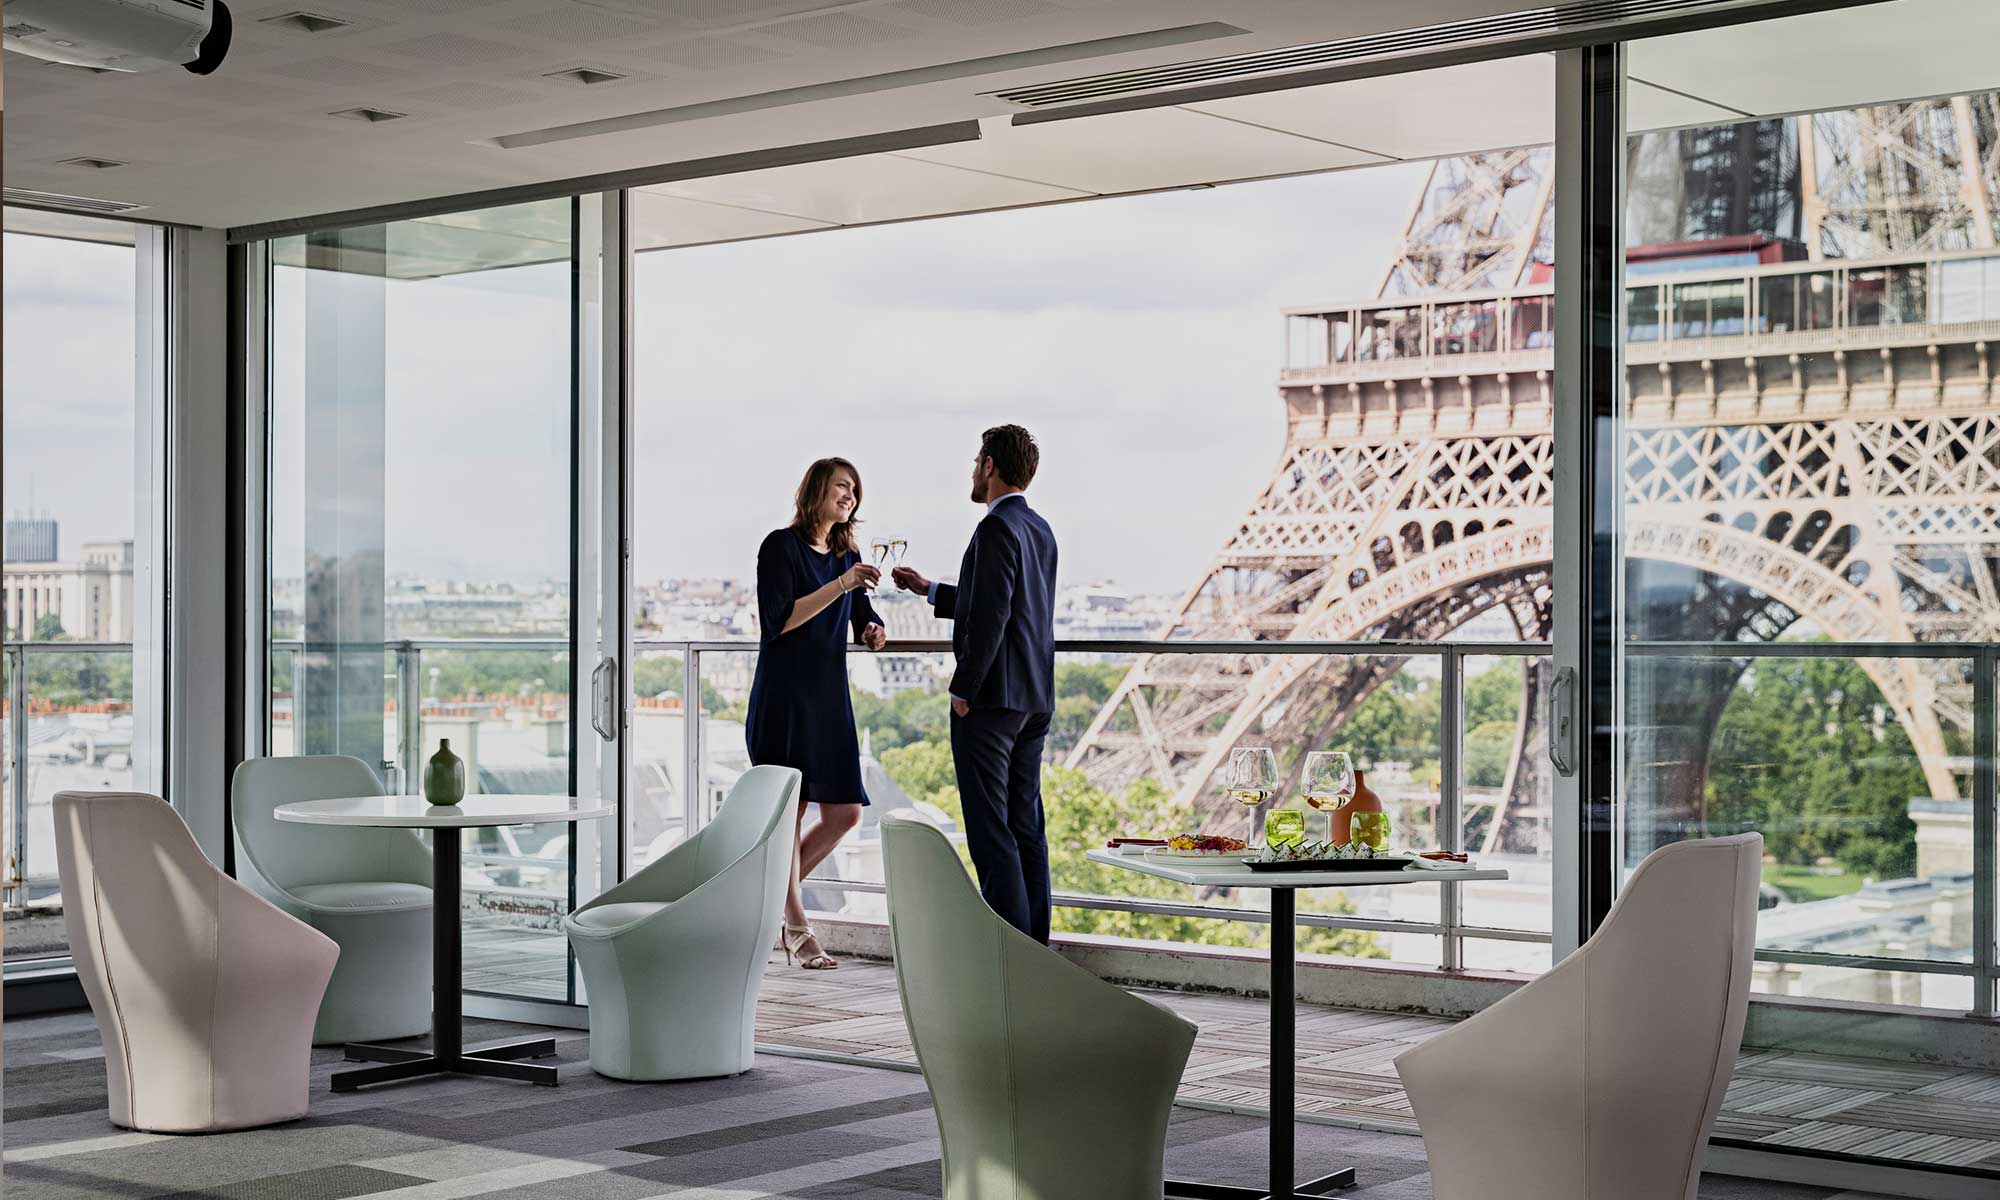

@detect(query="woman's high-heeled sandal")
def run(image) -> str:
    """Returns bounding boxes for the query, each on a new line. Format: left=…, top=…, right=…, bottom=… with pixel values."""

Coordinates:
left=782, top=922, right=837, bottom=970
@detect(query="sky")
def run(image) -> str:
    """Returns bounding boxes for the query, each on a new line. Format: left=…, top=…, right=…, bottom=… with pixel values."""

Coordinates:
left=10, top=157, right=1428, bottom=597
left=632, top=162, right=1427, bottom=595
left=3, top=234, right=139, bottom=555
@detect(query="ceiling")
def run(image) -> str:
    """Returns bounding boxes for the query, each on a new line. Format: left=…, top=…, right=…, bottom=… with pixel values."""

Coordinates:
left=6, top=1, right=1997, bottom=242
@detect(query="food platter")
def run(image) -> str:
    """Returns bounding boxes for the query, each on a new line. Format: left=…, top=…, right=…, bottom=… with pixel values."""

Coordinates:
left=1245, top=855, right=1414, bottom=872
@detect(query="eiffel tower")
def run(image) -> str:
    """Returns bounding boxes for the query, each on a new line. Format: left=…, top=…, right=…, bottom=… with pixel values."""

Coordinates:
left=1069, top=94, right=2000, bottom=852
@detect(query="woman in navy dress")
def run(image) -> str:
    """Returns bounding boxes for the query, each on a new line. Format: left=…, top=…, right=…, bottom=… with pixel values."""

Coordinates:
left=747, top=456, right=887, bottom=970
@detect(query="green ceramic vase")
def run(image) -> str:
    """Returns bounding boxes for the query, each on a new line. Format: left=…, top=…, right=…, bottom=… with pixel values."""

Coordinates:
left=423, top=739, right=465, bottom=806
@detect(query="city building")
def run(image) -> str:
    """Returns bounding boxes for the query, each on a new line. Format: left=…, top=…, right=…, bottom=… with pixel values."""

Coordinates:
left=3, top=539, right=134, bottom=641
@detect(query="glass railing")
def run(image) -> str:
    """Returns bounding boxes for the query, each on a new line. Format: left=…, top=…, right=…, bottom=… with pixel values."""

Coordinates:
left=3, top=640, right=137, bottom=962
left=651, top=637, right=1555, bottom=974
left=1625, top=640, right=1999, bottom=1017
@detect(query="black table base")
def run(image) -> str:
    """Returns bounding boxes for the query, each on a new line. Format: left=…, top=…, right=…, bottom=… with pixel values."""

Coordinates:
left=1165, top=888, right=1357, bottom=1199
left=330, top=828, right=562, bottom=1092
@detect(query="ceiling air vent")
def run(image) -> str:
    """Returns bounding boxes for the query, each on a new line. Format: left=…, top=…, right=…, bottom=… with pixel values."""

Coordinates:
left=3, top=187, right=147, bottom=214
left=57, top=156, right=127, bottom=170
left=260, top=12, right=352, bottom=34
left=993, top=0, right=1743, bottom=108
left=543, top=66, right=627, bottom=86
left=329, top=106, right=406, bottom=123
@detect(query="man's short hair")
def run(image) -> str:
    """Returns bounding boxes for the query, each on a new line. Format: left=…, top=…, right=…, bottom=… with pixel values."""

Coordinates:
left=979, top=424, right=1039, bottom=489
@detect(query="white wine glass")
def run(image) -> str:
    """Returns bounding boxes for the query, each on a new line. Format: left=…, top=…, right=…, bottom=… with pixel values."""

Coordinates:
left=1227, top=746, right=1278, bottom=842
left=1302, top=750, right=1355, bottom=841
left=869, top=536, right=907, bottom=593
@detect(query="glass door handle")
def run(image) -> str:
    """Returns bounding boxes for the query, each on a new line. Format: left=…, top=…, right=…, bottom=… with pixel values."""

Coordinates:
left=589, top=655, right=618, bottom=742
left=1548, top=665, right=1576, bottom=777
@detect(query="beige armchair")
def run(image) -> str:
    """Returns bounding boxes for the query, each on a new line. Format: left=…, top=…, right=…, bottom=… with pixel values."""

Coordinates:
left=881, top=811, right=1196, bottom=1200
left=1397, top=833, right=1763, bottom=1200
left=54, top=791, right=338, bottom=1133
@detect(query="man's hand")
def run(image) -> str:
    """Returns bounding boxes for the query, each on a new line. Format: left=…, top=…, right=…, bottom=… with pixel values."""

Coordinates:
left=950, top=696, right=970, bottom=718
left=891, top=566, right=931, bottom=595
left=862, top=623, right=887, bottom=651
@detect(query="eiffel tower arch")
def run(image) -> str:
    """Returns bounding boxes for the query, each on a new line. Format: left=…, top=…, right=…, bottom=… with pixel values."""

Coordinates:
left=1069, top=93, right=2000, bottom=848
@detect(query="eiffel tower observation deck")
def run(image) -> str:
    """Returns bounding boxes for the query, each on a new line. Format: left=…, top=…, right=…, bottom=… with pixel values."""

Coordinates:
left=1071, top=93, right=2000, bottom=853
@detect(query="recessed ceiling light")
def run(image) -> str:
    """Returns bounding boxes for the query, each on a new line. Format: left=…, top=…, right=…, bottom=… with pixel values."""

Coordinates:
left=328, top=107, right=405, bottom=123
left=57, top=157, right=127, bottom=170
left=542, top=67, right=627, bottom=86
left=260, top=12, right=352, bottom=34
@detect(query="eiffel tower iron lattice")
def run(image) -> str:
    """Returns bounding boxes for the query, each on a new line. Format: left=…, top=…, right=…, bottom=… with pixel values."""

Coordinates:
left=1068, top=93, right=2000, bottom=853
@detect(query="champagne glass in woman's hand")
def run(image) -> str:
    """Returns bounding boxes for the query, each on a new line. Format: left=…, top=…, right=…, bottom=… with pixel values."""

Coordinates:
left=842, top=563, right=880, bottom=593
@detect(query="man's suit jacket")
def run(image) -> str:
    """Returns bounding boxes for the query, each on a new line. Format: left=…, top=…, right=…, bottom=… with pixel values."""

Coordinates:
left=933, top=495, right=1057, bottom=713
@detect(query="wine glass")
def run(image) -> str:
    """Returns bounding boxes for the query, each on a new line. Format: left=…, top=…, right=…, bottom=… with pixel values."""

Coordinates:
left=1227, top=746, right=1278, bottom=842
left=869, top=536, right=907, bottom=593
left=1302, top=750, right=1355, bottom=840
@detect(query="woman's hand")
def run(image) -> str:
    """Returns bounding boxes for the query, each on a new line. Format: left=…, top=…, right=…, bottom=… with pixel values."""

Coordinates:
left=861, top=623, right=887, bottom=651
left=840, top=563, right=881, bottom=593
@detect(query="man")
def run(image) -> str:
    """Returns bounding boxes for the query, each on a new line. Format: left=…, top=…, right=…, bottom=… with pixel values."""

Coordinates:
left=892, top=425, right=1058, bottom=943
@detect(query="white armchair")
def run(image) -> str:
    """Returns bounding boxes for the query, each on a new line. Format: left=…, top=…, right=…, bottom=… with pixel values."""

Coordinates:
left=54, top=790, right=338, bottom=1133
left=881, top=811, right=1196, bottom=1200
left=230, top=755, right=432, bottom=1044
left=1397, top=833, right=1763, bottom=1200
left=565, top=764, right=801, bottom=1080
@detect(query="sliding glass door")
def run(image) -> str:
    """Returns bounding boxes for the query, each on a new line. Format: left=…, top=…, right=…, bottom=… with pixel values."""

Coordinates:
left=263, top=199, right=588, bottom=1004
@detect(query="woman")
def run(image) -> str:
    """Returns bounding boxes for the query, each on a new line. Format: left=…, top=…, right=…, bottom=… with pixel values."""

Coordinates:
left=746, top=456, right=888, bottom=970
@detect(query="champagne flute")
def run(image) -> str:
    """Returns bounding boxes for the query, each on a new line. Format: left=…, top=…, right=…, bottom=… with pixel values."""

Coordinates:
left=868, top=538, right=891, bottom=592
left=869, top=536, right=907, bottom=593
left=1227, top=746, right=1278, bottom=843
left=1302, top=750, right=1355, bottom=841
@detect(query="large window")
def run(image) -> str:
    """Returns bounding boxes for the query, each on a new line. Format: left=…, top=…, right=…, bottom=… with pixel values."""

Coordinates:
left=629, top=54, right=1559, bottom=975
left=265, top=201, right=579, bottom=1002
left=2, top=209, right=160, bottom=964
left=1619, top=2, right=2000, bottom=1175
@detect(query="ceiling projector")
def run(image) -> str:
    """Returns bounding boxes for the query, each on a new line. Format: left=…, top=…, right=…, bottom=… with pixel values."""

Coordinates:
left=4, top=0, right=231, bottom=75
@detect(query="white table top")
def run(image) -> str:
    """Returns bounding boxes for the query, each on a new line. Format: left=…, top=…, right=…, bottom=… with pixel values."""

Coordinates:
left=273, top=794, right=611, bottom=829
left=1085, top=848, right=1507, bottom=889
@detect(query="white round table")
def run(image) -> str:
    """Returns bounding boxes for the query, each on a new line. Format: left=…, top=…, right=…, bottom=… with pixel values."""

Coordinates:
left=274, top=793, right=609, bottom=1092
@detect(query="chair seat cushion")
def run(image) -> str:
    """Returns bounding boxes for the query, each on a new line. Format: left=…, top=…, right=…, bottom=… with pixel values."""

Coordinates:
left=571, top=902, right=667, bottom=930
left=291, top=882, right=432, bottom=912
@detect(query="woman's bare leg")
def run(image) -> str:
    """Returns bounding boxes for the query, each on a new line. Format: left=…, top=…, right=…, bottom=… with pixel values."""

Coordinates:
left=782, top=801, right=863, bottom=960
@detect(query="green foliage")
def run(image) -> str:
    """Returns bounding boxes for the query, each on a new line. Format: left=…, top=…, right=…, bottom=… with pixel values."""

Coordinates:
left=1340, top=669, right=1438, bottom=775
left=1047, top=661, right=1133, bottom=754
left=24, top=651, right=133, bottom=708
left=630, top=654, right=729, bottom=713
left=850, top=686, right=950, bottom=750
left=31, top=614, right=67, bottom=642
left=1707, top=656, right=1921, bottom=879
left=880, top=747, right=1384, bottom=960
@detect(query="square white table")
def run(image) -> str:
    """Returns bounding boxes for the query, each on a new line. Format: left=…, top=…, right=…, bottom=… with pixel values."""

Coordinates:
left=1085, top=849, right=1507, bottom=1199
left=274, top=794, right=609, bottom=1091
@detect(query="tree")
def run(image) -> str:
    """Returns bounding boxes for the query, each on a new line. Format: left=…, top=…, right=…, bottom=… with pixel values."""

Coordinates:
left=630, top=653, right=729, bottom=713
left=1706, top=655, right=1921, bottom=879
left=32, top=614, right=66, bottom=642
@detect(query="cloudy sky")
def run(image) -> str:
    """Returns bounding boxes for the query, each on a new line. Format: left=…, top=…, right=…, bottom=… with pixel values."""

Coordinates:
left=634, top=162, right=1426, bottom=595
left=3, top=234, right=138, bottom=556
left=10, top=158, right=1427, bottom=598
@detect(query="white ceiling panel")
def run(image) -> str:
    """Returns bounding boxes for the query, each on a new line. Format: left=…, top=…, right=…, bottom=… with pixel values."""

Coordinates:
left=1183, top=55, right=1553, bottom=163
left=630, top=188, right=835, bottom=249
left=1628, top=0, right=2000, bottom=119
left=646, top=151, right=1086, bottom=226
left=1627, top=79, right=1749, bottom=133
left=899, top=105, right=1384, bottom=195
left=0, top=1, right=1553, bottom=228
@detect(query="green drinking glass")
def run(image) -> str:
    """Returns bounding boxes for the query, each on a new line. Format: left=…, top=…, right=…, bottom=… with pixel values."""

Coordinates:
left=1264, top=808, right=1306, bottom=848
left=1351, top=811, right=1391, bottom=851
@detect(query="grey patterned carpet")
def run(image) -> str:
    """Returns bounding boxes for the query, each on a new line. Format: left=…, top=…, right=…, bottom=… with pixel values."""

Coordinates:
left=2, top=1010, right=1887, bottom=1199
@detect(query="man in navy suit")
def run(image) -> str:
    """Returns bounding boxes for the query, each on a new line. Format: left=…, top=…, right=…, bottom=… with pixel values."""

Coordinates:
left=892, top=425, right=1058, bottom=943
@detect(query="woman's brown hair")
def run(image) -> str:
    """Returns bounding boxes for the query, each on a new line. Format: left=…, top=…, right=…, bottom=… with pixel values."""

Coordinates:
left=790, top=456, right=863, bottom=556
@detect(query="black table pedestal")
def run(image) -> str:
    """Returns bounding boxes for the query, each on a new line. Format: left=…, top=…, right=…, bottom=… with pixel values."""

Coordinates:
left=1165, top=889, right=1358, bottom=1199
left=330, top=827, right=561, bottom=1092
